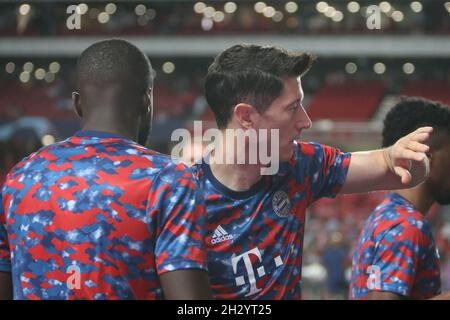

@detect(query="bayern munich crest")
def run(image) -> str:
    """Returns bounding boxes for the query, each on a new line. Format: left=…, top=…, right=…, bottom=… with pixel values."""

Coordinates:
left=272, top=191, right=291, bottom=218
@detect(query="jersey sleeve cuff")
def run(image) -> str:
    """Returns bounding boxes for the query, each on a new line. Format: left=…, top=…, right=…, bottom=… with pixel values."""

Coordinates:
left=0, top=261, right=12, bottom=272
left=157, top=260, right=208, bottom=276
left=372, top=283, right=410, bottom=297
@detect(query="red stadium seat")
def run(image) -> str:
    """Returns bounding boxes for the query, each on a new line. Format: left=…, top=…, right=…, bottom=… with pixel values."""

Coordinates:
left=307, top=81, right=387, bottom=121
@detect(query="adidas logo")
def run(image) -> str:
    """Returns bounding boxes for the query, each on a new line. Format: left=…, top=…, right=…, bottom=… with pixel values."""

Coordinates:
left=211, top=225, right=233, bottom=244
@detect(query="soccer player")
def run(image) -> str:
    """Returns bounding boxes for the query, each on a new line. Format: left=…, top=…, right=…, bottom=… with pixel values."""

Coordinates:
left=0, top=39, right=211, bottom=300
left=350, top=97, right=450, bottom=300
left=192, top=44, right=432, bottom=299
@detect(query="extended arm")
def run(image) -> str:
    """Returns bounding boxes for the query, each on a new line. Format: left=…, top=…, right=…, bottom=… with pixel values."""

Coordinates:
left=341, top=127, right=431, bottom=194
left=0, top=272, right=12, bottom=300
left=160, top=269, right=212, bottom=300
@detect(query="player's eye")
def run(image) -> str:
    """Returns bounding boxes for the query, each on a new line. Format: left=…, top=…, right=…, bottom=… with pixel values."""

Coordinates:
left=288, top=101, right=301, bottom=112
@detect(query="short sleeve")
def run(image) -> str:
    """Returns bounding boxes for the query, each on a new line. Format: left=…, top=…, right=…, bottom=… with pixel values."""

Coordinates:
left=293, top=142, right=351, bottom=204
left=0, top=185, right=11, bottom=272
left=367, top=223, right=428, bottom=297
left=151, top=165, right=208, bottom=275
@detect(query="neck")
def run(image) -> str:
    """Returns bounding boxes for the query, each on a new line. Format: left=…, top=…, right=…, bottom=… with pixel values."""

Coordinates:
left=209, top=132, right=263, bottom=191
left=395, top=183, right=435, bottom=215
left=210, top=161, right=262, bottom=192
left=81, top=118, right=138, bottom=142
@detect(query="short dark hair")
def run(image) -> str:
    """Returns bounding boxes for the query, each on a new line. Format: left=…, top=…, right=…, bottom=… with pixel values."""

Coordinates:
left=205, top=43, right=315, bottom=129
left=382, top=96, right=450, bottom=148
left=76, top=39, right=155, bottom=93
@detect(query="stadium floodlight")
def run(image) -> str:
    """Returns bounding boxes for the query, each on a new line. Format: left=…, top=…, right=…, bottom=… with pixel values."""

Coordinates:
left=105, top=3, right=117, bottom=15
left=203, top=6, right=215, bottom=19
left=254, top=2, right=266, bottom=14
left=23, top=62, right=34, bottom=72
left=263, top=6, right=276, bottom=18
left=374, top=62, right=386, bottom=74
left=35, top=68, right=46, bottom=80
left=316, top=2, right=328, bottom=13
left=201, top=17, right=213, bottom=31
left=45, top=72, right=55, bottom=83
left=5, top=62, right=15, bottom=74
left=324, top=6, right=336, bottom=18
left=146, top=9, right=156, bottom=20
left=77, top=4, right=88, bottom=15
left=194, top=2, right=206, bottom=14
left=224, top=2, right=237, bottom=14
left=347, top=2, right=360, bottom=13
left=392, top=10, right=404, bottom=22
left=403, top=63, right=415, bottom=74
left=162, top=62, right=175, bottom=74
left=379, top=1, right=392, bottom=13
left=273, top=11, right=284, bottom=22
left=49, top=62, right=60, bottom=74
left=97, top=12, right=110, bottom=24
left=135, top=4, right=146, bottom=16
left=410, top=2, right=423, bottom=13
left=19, top=4, right=31, bottom=16
left=332, top=11, right=344, bottom=22
left=41, top=135, right=56, bottom=146
left=213, top=11, right=225, bottom=23
left=285, top=2, right=298, bottom=14
left=345, top=62, right=357, bottom=74
left=19, top=71, right=30, bottom=83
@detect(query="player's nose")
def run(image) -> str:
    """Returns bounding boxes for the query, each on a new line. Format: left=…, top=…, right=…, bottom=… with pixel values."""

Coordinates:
left=297, top=107, right=312, bottom=130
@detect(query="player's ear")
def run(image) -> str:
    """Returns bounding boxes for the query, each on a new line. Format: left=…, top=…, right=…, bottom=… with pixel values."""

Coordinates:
left=72, top=91, right=82, bottom=118
left=139, top=87, right=152, bottom=116
left=234, top=103, right=255, bottom=129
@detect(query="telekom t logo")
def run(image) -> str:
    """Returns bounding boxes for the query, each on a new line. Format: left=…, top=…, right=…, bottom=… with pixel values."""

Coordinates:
left=231, top=247, right=284, bottom=297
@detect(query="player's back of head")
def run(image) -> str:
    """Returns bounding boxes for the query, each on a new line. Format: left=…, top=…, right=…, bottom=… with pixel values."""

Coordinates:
left=77, top=39, right=153, bottom=92
left=382, top=96, right=450, bottom=149
left=383, top=96, right=450, bottom=205
left=205, top=43, right=314, bottom=128
left=76, top=39, right=155, bottom=117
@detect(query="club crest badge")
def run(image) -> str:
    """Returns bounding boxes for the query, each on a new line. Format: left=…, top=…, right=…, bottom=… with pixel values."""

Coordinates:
left=272, top=191, right=291, bottom=218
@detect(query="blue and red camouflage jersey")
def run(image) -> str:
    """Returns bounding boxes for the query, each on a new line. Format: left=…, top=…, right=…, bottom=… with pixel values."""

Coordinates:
left=192, top=141, right=351, bottom=299
left=0, top=130, right=207, bottom=300
left=350, top=193, right=441, bottom=299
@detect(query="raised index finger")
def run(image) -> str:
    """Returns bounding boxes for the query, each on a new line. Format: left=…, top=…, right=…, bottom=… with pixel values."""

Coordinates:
left=413, top=126, right=433, bottom=134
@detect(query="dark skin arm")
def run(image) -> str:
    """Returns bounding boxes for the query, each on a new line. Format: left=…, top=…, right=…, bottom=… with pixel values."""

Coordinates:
left=367, top=290, right=450, bottom=300
left=428, top=292, right=450, bottom=300
left=159, top=269, right=213, bottom=300
left=0, top=272, right=13, bottom=300
left=366, top=291, right=403, bottom=300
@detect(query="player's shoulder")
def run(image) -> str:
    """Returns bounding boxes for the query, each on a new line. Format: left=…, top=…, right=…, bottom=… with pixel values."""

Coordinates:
left=109, top=141, right=190, bottom=171
left=369, top=196, right=431, bottom=242
left=282, top=141, right=339, bottom=173
left=295, top=141, right=324, bottom=157
left=149, top=154, right=199, bottom=188
left=5, top=142, right=57, bottom=177
left=293, top=141, right=343, bottom=161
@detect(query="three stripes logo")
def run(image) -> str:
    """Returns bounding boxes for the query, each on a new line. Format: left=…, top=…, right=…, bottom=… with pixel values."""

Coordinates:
left=211, top=225, right=233, bottom=245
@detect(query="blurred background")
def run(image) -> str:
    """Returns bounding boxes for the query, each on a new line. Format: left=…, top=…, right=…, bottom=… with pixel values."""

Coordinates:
left=0, top=0, right=449, bottom=299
